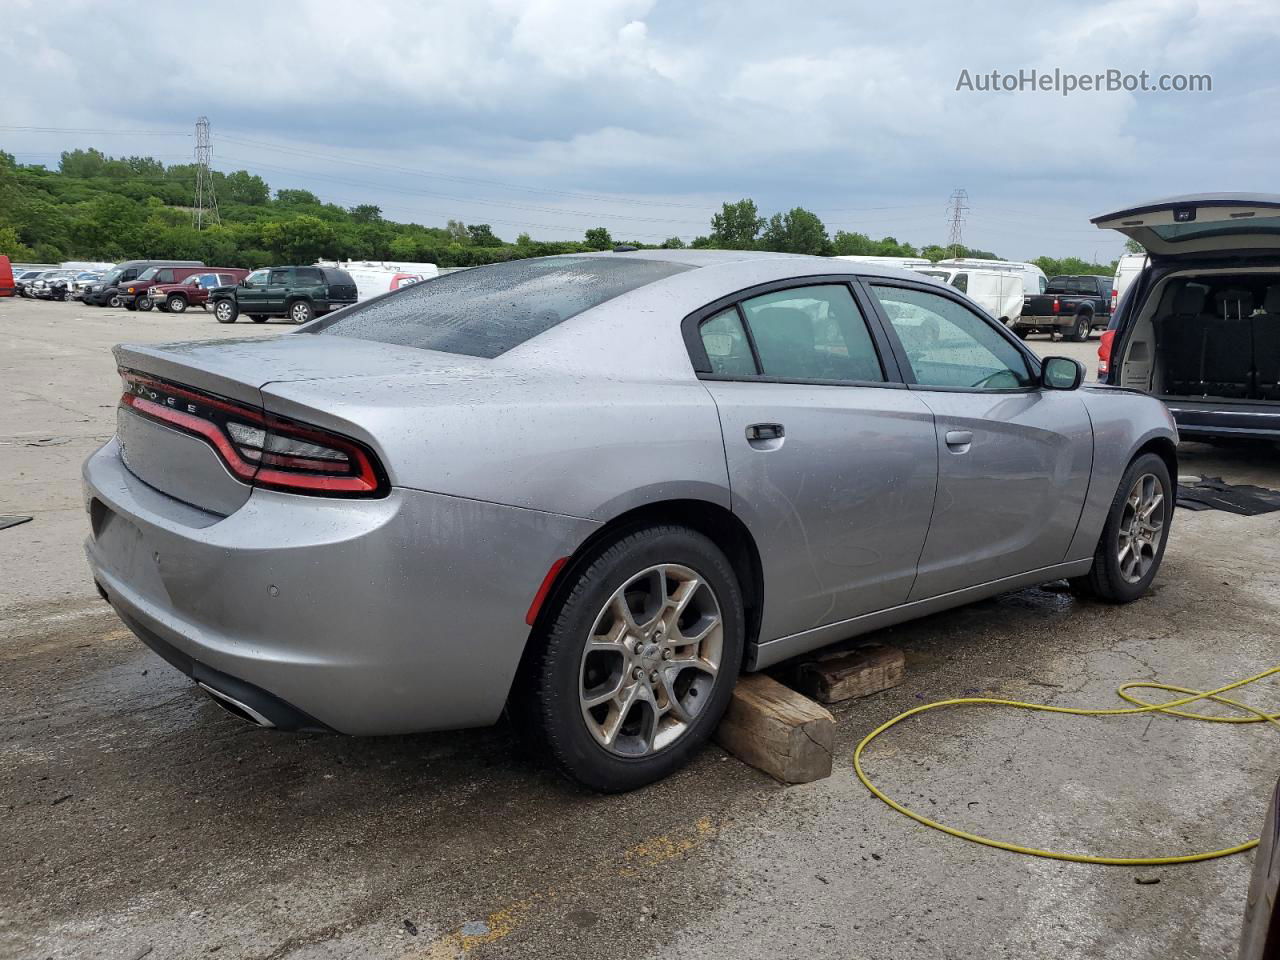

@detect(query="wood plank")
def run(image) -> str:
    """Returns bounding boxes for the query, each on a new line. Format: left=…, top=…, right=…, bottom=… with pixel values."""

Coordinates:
left=715, top=672, right=834, bottom=784
left=795, top=643, right=905, bottom=704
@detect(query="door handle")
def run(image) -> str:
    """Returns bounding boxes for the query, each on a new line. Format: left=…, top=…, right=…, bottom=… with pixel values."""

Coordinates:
left=746, top=423, right=785, bottom=449
left=944, top=430, right=973, bottom=451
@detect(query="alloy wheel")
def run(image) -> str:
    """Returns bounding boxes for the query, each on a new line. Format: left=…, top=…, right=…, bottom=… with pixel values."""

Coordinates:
left=578, top=563, right=723, bottom=758
left=1117, top=473, right=1165, bottom=583
left=291, top=303, right=311, bottom=323
left=215, top=302, right=234, bottom=322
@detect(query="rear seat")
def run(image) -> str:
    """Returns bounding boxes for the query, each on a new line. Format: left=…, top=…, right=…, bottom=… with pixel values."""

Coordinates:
left=1158, top=284, right=1210, bottom=396
left=1256, top=285, right=1280, bottom=401
left=1202, top=289, right=1255, bottom=398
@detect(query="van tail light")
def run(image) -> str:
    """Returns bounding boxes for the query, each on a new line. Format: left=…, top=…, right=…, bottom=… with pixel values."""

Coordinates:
left=1098, top=330, right=1115, bottom=377
left=118, top=370, right=387, bottom=497
left=1052, top=298, right=1060, bottom=314
left=1110, top=289, right=1118, bottom=311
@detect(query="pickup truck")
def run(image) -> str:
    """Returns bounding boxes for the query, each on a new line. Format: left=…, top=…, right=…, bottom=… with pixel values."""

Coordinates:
left=1013, top=274, right=1112, bottom=341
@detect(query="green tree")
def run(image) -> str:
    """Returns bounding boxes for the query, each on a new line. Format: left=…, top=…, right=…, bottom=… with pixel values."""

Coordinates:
left=275, top=188, right=321, bottom=206
left=709, top=199, right=763, bottom=249
left=219, top=170, right=270, bottom=205
left=467, top=223, right=502, bottom=246
left=584, top=226, right=613, bottom=249
left=349, top=203, right=383, bottom=224
left=758, top=207, right=830, bottom=255
left=261, top=216, right=338, bottom=262
left=659, top=236, right=685, bottom=249
left=1124, top=238, right=1144, bottom=254
left=446, top=219, right=470, bottom=243
left=0, top=225, right=35, bottom=261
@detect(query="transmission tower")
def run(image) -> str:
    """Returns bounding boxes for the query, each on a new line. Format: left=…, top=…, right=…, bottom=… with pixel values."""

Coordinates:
left=193, top=116, right=220, bottom=229
left=946, top=188, right=969, bottom=257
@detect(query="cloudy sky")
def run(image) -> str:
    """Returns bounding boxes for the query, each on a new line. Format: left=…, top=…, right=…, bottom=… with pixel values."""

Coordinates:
left=3, top=0, right=1277, bottom=259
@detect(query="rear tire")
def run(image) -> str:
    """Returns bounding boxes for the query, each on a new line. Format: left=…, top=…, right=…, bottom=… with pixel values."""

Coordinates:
left=167, top=296, right=187, bottom=314
left=108, top=294, right=123, bottom=308
left=214, top=299, right=239, bottom=324
left=1070, top=452, right=1172, bottom=603
left=513, top=525, right=745, bottom=792
left=1070, top=313, right=1091, bottom=342
left=289, top=300, right=314, bottom=324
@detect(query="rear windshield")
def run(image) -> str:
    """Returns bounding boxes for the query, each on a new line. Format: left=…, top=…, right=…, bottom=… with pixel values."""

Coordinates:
left=320, top=268, right=354, bottom=285
left=309, top=256, right=693, bottom=358
left=1152, top=215, right=1280, bottom=244
left=1046, top=276, right=1100, bottom=295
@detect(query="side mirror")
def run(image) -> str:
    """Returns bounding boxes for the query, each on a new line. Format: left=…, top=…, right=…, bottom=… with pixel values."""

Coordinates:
left=241, top=279, right=252, bottom=288
left=1041, top=356, right=1085, bottom=390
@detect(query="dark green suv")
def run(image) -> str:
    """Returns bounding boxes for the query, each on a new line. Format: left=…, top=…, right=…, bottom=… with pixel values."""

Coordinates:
left=210, top=266, right=358, bottom=324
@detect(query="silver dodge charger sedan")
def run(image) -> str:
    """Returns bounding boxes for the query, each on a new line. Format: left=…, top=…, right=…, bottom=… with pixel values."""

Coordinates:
left=83, top=250, right=1177, bottom=791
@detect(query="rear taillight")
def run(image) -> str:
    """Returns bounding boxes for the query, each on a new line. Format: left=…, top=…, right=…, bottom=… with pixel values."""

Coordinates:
left=1098, top=330, right=1115, bottom=377
left=118, top=370, right=387, bottom=497
left=1110, top=289, right=1118, bottom=311
left=1052, top=298, right=1060, bottom=314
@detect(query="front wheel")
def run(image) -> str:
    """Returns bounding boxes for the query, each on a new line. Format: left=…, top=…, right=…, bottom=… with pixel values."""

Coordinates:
left=515, top=525, right=745, bottom=792
left=167, top=296, right=188, bottom=314
left=214, top=299, right=239, bottom=324
left=136, top=296, right=153, bottom=312
left=1070, top=452, right=1172, bottom=603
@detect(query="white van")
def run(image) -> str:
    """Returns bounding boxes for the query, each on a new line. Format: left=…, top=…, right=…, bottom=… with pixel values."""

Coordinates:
left=934, top=257, right=1048, bottom=296
left=915, top=266, right=1026, bottom=325
left=1110, top=252, right=1147, bottom=311
left=833, top=255, right=934, bottom=270
left=317, top=260, right=440, bottom=302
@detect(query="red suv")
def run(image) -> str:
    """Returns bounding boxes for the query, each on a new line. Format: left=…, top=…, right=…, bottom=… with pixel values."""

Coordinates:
left=122, top=266, right=228, bottom=311
left=149, top=270, right=250, bottom=313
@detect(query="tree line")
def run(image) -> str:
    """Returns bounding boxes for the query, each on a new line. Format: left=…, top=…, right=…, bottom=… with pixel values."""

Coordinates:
left=0, top=148, right=1118, bottom=276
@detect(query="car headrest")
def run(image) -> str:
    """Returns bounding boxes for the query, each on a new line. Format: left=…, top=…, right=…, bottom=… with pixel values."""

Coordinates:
left=1214, top=288, right=1254, bottom=319
left=1264, top=285, right=1280, bottom=315
left=1172, top=285, right=1206, bottom=317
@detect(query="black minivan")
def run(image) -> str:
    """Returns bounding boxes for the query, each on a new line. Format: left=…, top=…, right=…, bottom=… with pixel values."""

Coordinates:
left=1095, top=194, right=1280, bottom=440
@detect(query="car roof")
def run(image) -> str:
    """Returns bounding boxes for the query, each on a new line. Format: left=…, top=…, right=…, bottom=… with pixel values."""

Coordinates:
left=573, top=247, right=934, bottom=282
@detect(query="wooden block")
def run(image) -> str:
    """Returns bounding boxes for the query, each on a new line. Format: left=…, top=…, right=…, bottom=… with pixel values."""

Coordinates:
left=715, top=673, right=834, bottom=784
left=796, top=643, right=904, bottom=704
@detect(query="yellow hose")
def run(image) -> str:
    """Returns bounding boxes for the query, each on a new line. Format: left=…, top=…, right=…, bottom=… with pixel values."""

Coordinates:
left=853, top=665, right=1280, bottom=865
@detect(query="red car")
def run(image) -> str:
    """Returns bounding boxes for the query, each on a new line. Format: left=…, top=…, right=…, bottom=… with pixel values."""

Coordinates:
left=0, top=255, right=14, bottom=298
left=148, top=269, right=250, bottom=313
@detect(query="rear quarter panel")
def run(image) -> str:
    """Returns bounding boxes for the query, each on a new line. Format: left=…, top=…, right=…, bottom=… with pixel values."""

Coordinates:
left=261, top=371, right=732, bottom=521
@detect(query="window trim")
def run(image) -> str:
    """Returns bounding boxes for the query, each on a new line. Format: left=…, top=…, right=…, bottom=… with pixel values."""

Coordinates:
left=856, top=276, right=1044, bottom=394
left=680, top=275, right=907, bottom=388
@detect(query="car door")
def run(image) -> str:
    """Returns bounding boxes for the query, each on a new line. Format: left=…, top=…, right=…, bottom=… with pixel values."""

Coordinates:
left=863, top=279, right=1093, bottom=600
left=688, top=280, right=939, bottom=644
left=237, top=268, right=271, bottom=311
left=263, top=268, right=293, bottom=313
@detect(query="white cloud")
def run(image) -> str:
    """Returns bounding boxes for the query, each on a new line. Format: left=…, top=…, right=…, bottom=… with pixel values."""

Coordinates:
left=0, top=0, right=1275, bottom=257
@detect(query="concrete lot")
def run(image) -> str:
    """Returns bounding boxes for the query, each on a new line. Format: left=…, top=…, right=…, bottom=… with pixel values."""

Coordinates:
left=2, top=298, right=1278, bottom=960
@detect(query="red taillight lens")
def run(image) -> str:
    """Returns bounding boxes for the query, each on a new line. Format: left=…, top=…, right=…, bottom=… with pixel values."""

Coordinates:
left=1097, top=330, right=1115, bottom=376
left=1052, top=298, right=1060, bottom=313
left=119, top=370, right=386, bottom=497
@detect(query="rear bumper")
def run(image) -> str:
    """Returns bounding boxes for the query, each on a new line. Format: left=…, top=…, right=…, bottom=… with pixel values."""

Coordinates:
left=83, top=438, right=599, bottom=734
left=1165, top=401, right=1280, bottom=440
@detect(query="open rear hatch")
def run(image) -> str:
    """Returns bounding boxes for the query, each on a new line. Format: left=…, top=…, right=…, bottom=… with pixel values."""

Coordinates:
left=1092, top=193, right=1280, bottom=260
left=111, top=334, right=483, bottom=514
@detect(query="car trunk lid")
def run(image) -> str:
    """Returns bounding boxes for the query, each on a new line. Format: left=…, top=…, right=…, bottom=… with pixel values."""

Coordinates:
left=111, top=334, right=484, bottom=513
left=1092, top=193, right=1280, bottom=260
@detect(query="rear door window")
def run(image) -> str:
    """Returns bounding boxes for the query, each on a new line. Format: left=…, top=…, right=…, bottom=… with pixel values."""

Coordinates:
left=699, top=308, right=756, bottom=377
left=294, top=267, right=323, bottom=284
left=310, top=256, right=693, bottom=358
left=738, top=284, right=885, bottom=383
left=268, top=269, right=291, bottom=285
